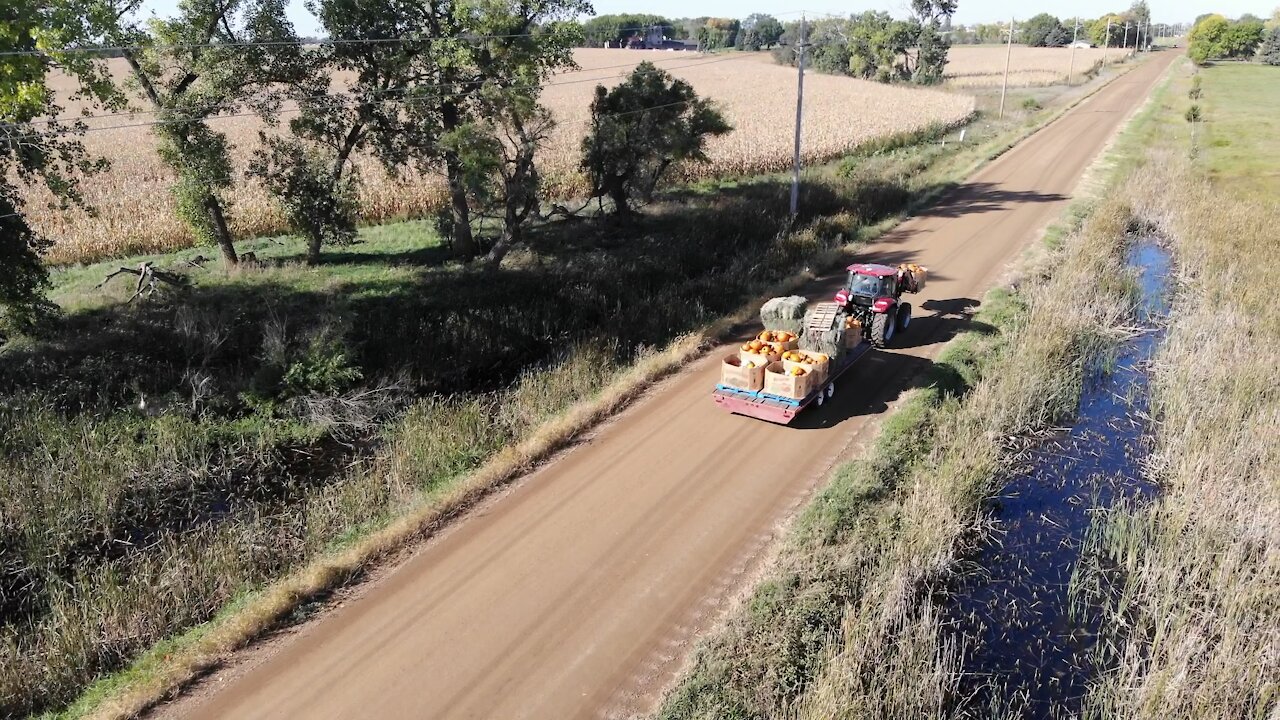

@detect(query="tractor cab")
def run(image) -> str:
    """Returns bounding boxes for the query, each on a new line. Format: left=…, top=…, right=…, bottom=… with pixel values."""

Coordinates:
left=836, top=264, right=901, bottom=308
left=834, top=263, right=922, bottom=348
left=845, top=266, right=898, bottom=303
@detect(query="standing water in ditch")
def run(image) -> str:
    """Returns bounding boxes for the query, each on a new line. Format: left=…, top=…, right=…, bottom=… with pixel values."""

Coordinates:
left=944, top=238, right=1171, bottom=715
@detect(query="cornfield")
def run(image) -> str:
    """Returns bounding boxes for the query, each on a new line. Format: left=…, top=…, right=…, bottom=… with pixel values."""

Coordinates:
left=945, top=45, right=1133, bottom=88
left=26, top=50, right=974, bottom=265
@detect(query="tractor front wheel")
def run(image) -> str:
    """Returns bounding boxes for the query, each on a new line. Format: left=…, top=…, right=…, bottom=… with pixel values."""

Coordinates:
left=871, top=309, right=897, bottom=348
left=897, top=302, right=912, bottom=333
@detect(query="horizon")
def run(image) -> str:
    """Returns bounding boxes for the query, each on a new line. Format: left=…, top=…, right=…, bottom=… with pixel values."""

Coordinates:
left=135, top=0, right=1276, bottom=37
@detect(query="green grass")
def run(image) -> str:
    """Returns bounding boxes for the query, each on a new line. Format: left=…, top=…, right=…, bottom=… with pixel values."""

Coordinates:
left=49, top=220, right=445, bottom=311
left=1199, top=63, right=1280, bottom=199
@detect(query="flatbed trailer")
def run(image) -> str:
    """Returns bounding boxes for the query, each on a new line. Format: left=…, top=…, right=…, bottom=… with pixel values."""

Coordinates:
left=712, top=340, right=873, bottom=425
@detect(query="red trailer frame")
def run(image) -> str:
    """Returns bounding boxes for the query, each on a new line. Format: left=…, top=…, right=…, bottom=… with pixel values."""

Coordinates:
left=712, top=340, right=872, bottom=425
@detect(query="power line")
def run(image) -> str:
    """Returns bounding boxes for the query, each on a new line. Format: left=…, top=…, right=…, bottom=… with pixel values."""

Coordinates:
left=8, top=51, right=742, bottom=130
left=0, top=23, right=701, bottom=59
left=1, top=53, right=758, bottom=142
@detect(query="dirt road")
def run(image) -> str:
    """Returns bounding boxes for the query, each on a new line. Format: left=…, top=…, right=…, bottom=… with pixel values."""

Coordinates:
left=158, top=53, right=1175, bottom=720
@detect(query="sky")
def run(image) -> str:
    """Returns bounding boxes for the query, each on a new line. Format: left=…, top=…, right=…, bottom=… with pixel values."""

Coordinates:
left=138, top=0, right=1278, bottom=36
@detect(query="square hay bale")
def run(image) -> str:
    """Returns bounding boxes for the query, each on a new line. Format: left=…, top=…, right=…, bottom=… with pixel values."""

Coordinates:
left=800, top=302, right=847, bottom=361
left=760, top=296, right=809, bottom=335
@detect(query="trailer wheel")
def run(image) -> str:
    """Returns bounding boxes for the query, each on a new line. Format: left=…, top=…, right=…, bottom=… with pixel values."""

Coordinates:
left=816, top=391, right=825, bottom=407
left=827, top=383, right=835, bottom=398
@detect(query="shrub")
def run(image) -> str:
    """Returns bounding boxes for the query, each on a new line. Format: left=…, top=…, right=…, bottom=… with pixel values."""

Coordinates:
left=581, top=62, right=731, bottom=215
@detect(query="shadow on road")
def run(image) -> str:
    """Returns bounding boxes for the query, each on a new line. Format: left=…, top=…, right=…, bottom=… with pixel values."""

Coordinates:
left=912, top=183, right=1068, bottom=220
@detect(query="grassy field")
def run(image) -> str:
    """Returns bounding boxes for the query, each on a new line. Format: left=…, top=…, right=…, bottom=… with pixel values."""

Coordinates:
left=1, top=63, right=1088, bottom=715
left=26, top=50, right=974, bottom=266
left=1199, top=63, right=1280, bottom=198
left=945, top=45, right=1133, bottom=88
left=1076, top=59, right=1280, bottom=719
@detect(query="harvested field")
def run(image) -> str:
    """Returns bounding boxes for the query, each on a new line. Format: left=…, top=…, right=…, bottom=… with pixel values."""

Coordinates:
left=25, top=49, right=974, bottom=265
left=946, top=45, right=1133, bottom=87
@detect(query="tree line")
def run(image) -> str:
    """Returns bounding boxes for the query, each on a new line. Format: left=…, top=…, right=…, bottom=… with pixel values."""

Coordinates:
left=949, top=1, right=1158, bottom=49
left=578, top=13, right=783, bottom=51
left=770, top=1, right=957, bottom=85
left=0, top=0, right=735, bottom=337
left=1188, top=10, right=1280, bottom=64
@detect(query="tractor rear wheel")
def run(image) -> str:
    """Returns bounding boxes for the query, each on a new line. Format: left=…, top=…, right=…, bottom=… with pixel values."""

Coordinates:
left=897, top=302, right=913, bottom=333
left=871, top=309, right=897, bottom=348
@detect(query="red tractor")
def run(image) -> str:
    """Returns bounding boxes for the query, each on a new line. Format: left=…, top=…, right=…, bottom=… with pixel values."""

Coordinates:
left=833, top=263, right=925, bottom=348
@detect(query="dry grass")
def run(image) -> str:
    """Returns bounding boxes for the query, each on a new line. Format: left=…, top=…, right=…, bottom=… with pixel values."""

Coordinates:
left=1077, top=60, right=1280, bottom=719
left=788, top=196, right=1134, bottom=720
left=946, top=45, right=1133, bottom=88
left=25, top=49, right=974, bottom=265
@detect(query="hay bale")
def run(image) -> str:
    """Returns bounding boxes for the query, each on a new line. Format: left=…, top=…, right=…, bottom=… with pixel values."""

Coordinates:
left=800, top=302, right=847, bottom=361
left=760, top=296, right=808, bottom=334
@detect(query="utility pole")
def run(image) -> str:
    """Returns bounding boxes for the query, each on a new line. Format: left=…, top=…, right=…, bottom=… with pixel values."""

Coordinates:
left=999, top=15, right=1015, bottom=119
left=1104, top=17, right=1112, bottom=65
left=789, top=14, right=806, bottom=217
left=1068, top=17, right=1081, bottom=85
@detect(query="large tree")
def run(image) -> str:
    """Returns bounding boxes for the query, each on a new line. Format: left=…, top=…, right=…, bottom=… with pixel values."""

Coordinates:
left=751, top=14, right=785, bottom=49
left=777, top=4, right=954, bottom=85
left=1223, top=17, right=1266, bottom=57
left=581, top=62, right=730, bottom=216
left=1, top=0, right=121, bottom=334
left=437, top=2, right=584, bottom=267
left=246, top=0, right=418, bottom=266
left=1022, top=13, right=1067, bottom=46
left=1188, top=14, right=1262, bottom=63
left=354, top=0, right=588, bottom=261
left=104, top=0, right=307, bottom=268
left=697, top=18, right=739, bottom=50
left=1090, top=14, right=1129, bottom=48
